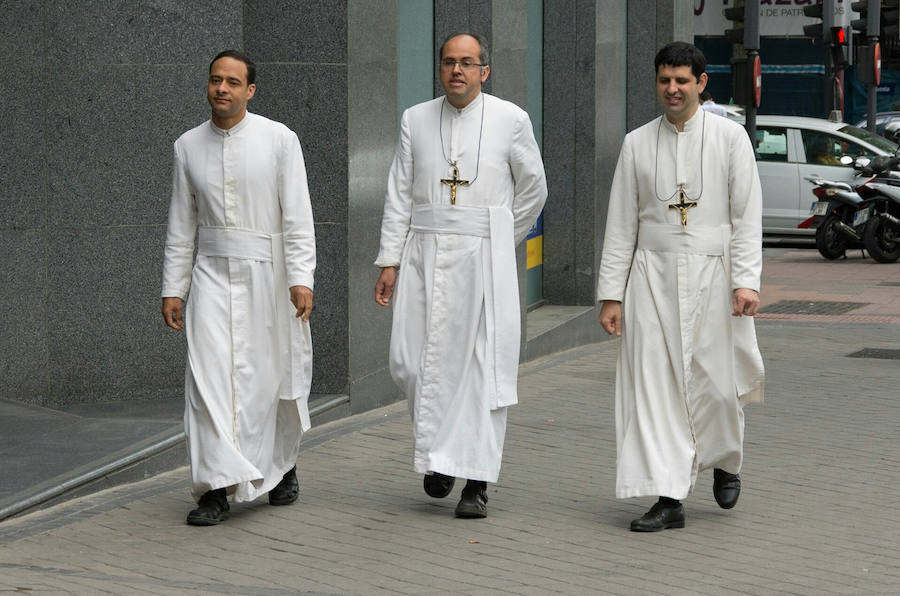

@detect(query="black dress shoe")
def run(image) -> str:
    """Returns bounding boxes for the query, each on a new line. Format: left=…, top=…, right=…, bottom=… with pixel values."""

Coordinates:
left=629, top=500, right=685, bottom=532
left=423, top=472, right=455, bottom=498
left=186, top=488, right=229, bottom=526
left=713, top=468, right=741, bottom=509
left=454, top=480, right=488, bottom=518
left=268, top=466, right=300, bottom=506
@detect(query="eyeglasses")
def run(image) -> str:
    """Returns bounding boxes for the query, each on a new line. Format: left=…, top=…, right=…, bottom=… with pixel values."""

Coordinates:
left=440, top=59, right=486, bottom=70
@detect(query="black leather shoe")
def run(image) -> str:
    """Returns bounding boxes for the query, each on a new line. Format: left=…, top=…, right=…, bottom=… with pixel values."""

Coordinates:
left=629, top=501, right=685, bottom=532
left=186, top=488, right=229, bottom=526
left=454, top=480, right=488, bottom=518
left=423, top=472, right=455, bottom=498
left=713, top=468, right=741, bottom=509
left=268, top=466, right=300, bottom=506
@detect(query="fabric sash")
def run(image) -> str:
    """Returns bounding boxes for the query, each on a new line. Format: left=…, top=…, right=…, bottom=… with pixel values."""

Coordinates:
left=410, top=204, right=520, bottom=409
left=637, top=223, right=727, bottom=255
left=196, top=225, right=312, bottom=430
left=197, top=226, right=276, bottom=262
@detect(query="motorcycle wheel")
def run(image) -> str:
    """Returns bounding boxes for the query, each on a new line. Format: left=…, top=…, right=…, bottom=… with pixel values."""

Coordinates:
left=814, top=214, right=847, bottom=260
left=863, top=214, right=900, bottom=263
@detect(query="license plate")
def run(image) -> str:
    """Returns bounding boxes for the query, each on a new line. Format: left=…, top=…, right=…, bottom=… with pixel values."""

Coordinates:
left=854, top=207, right=871, bottom=227
left=811, top=201, right=830, bottom=216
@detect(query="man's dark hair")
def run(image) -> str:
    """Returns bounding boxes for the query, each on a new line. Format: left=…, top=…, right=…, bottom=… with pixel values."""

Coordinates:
left=440, top=32, right=491, bottom=66
left=209, top=49, right=256, bottom=85
left=654, top=42, right=706, bottom=80
left=699, top=90, right=713, bottom=102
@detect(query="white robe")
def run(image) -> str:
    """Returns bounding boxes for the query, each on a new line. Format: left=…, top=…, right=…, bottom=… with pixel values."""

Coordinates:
left=375, top=93, right=547, bottom=482
left=162, top=113, right=316, bottom=502
left=597, top=109, right=765, bottom=500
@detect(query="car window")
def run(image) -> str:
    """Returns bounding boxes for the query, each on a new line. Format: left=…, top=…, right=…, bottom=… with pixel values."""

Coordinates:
left=800, top=130, right=874, bottom=165
left=838, top=124, right=900, bottom=153
left=755, top=127, right=788, bottom=162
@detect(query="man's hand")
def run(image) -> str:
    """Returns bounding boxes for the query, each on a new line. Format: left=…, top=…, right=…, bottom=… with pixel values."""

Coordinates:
left=732, top=288, right=760, bottom=317
left=162, top=297, right=184, bottom=330
left=291, top=285, right=314, bottom=322
left=374, top=267, right=397, bottom=307
left=598, top=300, right=623, bottom=336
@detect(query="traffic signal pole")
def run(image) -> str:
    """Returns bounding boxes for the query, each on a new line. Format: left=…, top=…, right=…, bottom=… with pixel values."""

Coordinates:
left=852, top=1, right=888, bottom=132
left=852, top=1, right=880, bottom=131
left=724, top=0, right=760, bottom=141
left=802, top=0, right=836, bottom=118
left=822, top=1, right=836, bottom=116
left=866, top=6, right=880, bottom=133
left=745, top=1, right=760, bottom=144
left=825, top=42, right=835, bottom=116
left=868, top=42, right=878, bottom=132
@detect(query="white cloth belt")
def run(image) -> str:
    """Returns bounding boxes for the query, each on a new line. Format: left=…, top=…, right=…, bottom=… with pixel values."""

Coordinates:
left=410, top=204, right=491, bottom=237
left=197, top=226, right=275, bottom=262
left=410, top=204, right=520, bottom=409
left=637, top=223, right=729, bottom=256
left=196, top=225, right=312, bottom=430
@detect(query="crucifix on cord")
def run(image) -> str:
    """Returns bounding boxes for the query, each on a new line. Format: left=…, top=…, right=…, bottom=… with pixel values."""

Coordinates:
left=669, top=184, right=698, bottom=226
left=441, top=163, right=470, bottom=205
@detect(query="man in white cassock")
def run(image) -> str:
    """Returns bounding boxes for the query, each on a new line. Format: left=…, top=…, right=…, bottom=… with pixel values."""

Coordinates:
left=161, top=50, right=316, bottom=526
left=597, top=42, right=765, bottom=532
left=374, top=32, right=547, bottom=519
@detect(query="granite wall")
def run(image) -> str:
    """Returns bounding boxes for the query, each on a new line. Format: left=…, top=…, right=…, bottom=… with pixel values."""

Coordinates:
left=246, top=2, right=350, bottom=397
left=347, top=0, right=401, bottom=412
left=542, top=0, right=624, bottom=307
left=0, top=0, right=349, bottom=407
left=1, top=1, right=238, bottom=406
left=0, top=0, right=686, bottom=414
left=626, top=0, right=694, bottom=133
left=541, top=0, right=691, bottom=307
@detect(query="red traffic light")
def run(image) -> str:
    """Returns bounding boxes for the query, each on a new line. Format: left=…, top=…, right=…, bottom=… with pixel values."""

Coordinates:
left=831, top=26, right=847, bottom=45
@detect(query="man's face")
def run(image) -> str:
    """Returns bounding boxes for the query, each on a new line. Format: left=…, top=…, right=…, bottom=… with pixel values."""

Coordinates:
left=207, top=57, right=256, bottom=126
left=439, top=35, right=490, bottom=109
left=656, top=64, right=707, bottom=125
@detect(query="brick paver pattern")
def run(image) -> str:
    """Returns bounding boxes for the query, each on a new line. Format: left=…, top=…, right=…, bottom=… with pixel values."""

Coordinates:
left=0, top=249, right=898, bottom=595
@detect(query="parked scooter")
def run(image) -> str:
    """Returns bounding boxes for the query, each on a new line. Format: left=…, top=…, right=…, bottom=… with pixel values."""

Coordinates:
left=806, top=154, right=900, bottom=261
left=805, top=174, right=865, bottom=259
left=855, top=180, right=900, bottom=263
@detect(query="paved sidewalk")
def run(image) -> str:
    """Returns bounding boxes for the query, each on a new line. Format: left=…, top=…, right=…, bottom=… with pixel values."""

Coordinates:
left=1, top=249, right=898, bottom=594
left=758, top=247, right=900, bottom=323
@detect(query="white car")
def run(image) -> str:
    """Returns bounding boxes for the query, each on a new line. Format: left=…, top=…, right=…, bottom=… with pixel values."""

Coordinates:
left=731, top=115, right=898, bottom=235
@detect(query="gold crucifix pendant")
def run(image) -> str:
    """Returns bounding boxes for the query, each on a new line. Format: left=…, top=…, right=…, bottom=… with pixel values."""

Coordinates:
left=669, top=187, right=698, bottom=226
left=440, top=163, right=470, bottom=205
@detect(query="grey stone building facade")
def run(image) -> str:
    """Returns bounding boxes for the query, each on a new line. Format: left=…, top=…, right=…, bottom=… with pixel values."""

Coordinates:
left=0, top=0, right=691, bottom=418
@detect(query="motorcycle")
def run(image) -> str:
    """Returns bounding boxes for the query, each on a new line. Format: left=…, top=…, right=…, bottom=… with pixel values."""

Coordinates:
left=805, top=174, right=865, bottom=260
left=806, top=154, right=900, bottom=262
left=855, top=181, right=900, bottom=263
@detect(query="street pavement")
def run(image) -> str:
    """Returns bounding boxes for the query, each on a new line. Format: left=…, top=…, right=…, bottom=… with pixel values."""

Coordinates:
left=1, top=247, right=898, bottom=595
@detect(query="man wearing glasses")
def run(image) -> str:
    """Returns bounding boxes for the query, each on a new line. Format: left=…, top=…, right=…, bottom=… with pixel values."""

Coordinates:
left=374, top=32, right=547, bottom=518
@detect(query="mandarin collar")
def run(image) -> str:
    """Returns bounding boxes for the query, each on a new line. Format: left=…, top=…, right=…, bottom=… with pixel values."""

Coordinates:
left=210, top=112, right=253, bottom=136
left=662, top=107, right=704, bottom=133
left=446, top=92, right=485, bottom=116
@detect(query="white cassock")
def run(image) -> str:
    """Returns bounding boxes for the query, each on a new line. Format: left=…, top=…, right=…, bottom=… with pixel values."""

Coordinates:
left=597, top=109, right=765, bottom=500
left=162, top=113, right=316, bottom=502
left=376, top=93, right=547, bottom=482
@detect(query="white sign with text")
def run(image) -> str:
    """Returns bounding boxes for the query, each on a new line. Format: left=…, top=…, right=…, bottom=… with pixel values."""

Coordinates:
left=694, top=0, right=854, bottom=37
